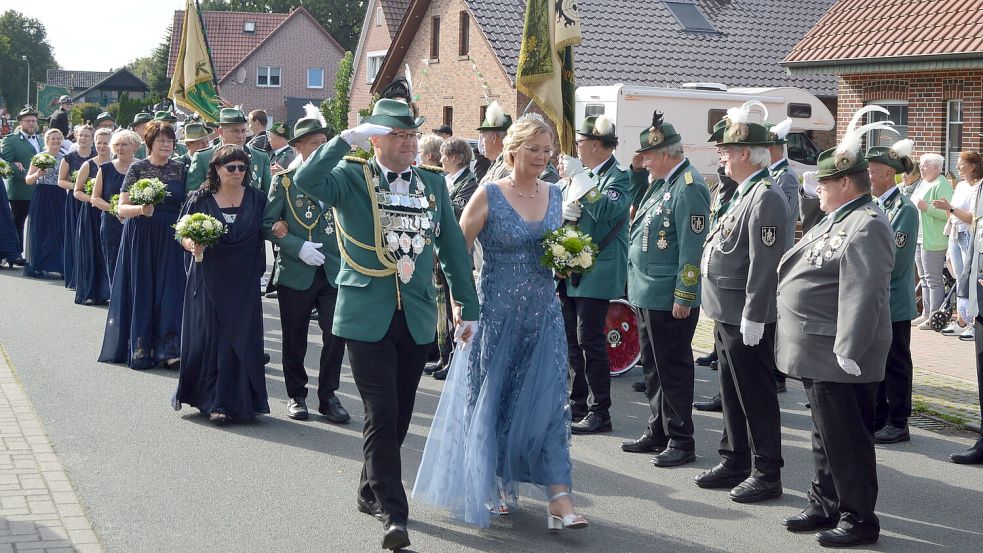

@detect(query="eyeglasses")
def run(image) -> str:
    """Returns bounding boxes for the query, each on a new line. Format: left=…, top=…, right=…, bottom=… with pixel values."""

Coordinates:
left=521, top=144, right=555, bottom=157
left=156, top=138, right=175, bottom=146
left=223, top=164, right=248, bottom=173
left=390, top=132, right=422, bottom=141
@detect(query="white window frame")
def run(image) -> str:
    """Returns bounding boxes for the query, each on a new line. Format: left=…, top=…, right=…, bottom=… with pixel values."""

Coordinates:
left=366, top=50, right=386, bottom=84
left=946, top=99, right=964, bottom=176
left=867, top=99, right=908, bottom=149
left=257, top=66, right=281, bottom=88
left=307, top=67, right=324, bottom=89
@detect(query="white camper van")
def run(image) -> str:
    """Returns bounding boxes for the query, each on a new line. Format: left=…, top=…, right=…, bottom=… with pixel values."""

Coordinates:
left=575, top=83, right=835, bottom=184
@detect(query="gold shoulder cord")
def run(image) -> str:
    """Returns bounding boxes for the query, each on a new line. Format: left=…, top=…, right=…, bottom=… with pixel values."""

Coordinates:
left=280, top=177, right=318, bottom=241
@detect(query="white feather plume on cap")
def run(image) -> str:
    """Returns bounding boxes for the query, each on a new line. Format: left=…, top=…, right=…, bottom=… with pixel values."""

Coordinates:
left=593, top=114, right=614, bottom=136
left=891, top=138, right=914, bottom=159
left=485, top=101, right=506, bottom=127
left=302, top=102, right=326, bottom=127
left=835, top=105, right=896, bottom=158
left=726, top=100, right=768, bottom=125
left=771, top=118, right=792, bottom=140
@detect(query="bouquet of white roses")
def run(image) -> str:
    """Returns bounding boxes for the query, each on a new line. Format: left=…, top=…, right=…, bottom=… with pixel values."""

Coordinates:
left=128, top=178, right=170, bottom=205
left=31, top=153, right=57, bottom=171
left=174, top=212, right=227, bottom=262
left=109, top=194, right=120, bottom=218
left=83, top=179, right=95, bottom=196
left=0, top=159, right=11, bottom=178
left=540, top=227, right=597, bottom=275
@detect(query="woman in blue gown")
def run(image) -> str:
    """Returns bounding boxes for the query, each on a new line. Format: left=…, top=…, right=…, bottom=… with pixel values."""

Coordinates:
left=413, top=115, right=587, bottom=530
left=91, top=131, right=136, bottom=284
left=99, top=123, right=187, bottom=370
left=59, top=125, right=96, bottom=289
left=71, top=128, right=112, bottom=305
left=174, top=145, right=269, bottom=424
left=23, top=129, right=67, bottom=279
left=0, top=176, right=21, bottom=268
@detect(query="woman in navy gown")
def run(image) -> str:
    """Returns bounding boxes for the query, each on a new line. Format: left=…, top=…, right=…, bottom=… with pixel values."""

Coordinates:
left=413, top=115, right=587, bottom=530
left=99, top=122, right=187, bottom=370
left=59, top=125, right=96, bottom=289
left=91, top=130, right=137, bottom=284
left=23, top=129, right=66, bottom=279
left=72, top=128, right=112, bottom=305
left=174, top=145, right=268, bottom=424
left=0, top=176, right=20, bottom=268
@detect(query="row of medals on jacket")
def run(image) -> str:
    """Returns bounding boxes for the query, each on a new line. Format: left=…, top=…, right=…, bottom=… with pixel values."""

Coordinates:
left=639, top=188, right=673, bottom=252
left=372, top=170, right=440, bottom=284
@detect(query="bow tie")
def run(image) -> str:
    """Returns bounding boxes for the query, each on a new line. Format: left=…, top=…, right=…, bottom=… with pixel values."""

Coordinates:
left=387, top=170, right=411, bottom=183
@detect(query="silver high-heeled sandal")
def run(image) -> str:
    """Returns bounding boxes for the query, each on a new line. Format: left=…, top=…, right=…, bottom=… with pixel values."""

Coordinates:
left=546, top=491, right=588, bottom=531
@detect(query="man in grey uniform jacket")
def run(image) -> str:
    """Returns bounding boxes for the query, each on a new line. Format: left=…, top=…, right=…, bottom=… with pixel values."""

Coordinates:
left=776, top=106, right=896, bottom=548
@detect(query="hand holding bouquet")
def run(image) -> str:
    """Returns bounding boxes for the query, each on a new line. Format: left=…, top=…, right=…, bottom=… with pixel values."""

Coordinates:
left=128, top=178, right=170, bottom=206
left=83, top=179, right=95, bottom=196
left=174, top=213, right=227, bottom=262
left=109, top=194, right=121, bottom=220
left=0, top=159, right=11, bottom=178
left=31, top=153, right=57, bottom=171
left=540, top=227, right=597, bottom=277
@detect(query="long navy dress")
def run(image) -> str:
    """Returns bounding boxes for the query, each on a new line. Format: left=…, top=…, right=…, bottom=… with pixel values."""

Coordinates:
left=0, top=178, right=20, bottom=265
left=99, top=158, right=187, bottom=369
left=62, top=149, right=96, bottom=289
left=74, top=158, right=110, bottom=305
left=174, top=187, right=269, bottom=421
left=23, top=151, right=66, bottom=279
left=98, top=161, right=126, bottom=284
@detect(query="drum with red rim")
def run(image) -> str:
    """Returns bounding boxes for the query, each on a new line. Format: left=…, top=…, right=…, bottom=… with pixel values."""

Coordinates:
left=605, top=299, right=641, bottom=376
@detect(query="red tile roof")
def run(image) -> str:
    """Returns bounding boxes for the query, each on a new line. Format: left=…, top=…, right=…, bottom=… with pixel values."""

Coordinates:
left=167, top=10, right=290, bottom=79
left=784, top=0, right=983, bottom=65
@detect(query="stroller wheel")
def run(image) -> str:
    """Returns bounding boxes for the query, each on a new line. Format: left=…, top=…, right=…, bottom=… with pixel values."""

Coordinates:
left=930, top=311, right=950, bottom=332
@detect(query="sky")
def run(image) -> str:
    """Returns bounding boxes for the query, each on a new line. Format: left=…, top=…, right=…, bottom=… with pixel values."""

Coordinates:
left=0, top=0, right=186, bottom=71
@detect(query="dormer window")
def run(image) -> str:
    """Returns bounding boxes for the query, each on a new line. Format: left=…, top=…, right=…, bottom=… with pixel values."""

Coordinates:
left=244, top=21, right=256, bottom=33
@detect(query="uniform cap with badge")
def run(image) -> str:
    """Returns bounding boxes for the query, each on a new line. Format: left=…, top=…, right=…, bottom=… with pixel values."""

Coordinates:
left=864, top=138, right=915, bottom=175
left=709, top=100, right=772, bottom=147
left=577, top=114, right=618, bottom=146
left=817, top=105, right=896, bottom=180
left=476, top=101, right=512, bottom=132
left=289, top=104, right=334, bottom=146
left=635, top=111, right=681, bottom=153
left=269, top=121, right=291, bottom=139
left=16, top=106, right=39, bottom=121
left=765, top=118, right=793, bottom=146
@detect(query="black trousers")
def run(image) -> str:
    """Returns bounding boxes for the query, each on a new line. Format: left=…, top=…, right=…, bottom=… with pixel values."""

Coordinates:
left=874, top=321, right=913, bottom=429
left=276, top=269, right=345, bottom=405
left=765, top=322, right=785, bottom=383
left=975, top=318, right=983, bottom=441
left=434, top=265, right=454, bottom=366
left=803, top=378, right=880, bottom=535
left=715, top=321, right=783, bottom=479
left=638, top=308, right=699, bottom=451
left=346, top=311, right=431, bottom=526
left=9, top=199, right=28, bottom=251
left=265, top=246, right=279, bottom=294
left=560, top=282, right=612, bottom=416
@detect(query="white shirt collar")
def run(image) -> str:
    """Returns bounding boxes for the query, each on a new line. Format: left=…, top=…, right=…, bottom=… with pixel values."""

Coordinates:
left=877, top=186, right=899, bottom=203
left=591, top=156, right=614, bottom=175
left=273, top=144, right=290, bottom=156
left=376, top=160, right=412, bottom=195
left=445, top=167, right=466, bottom=186
left=662, top=159, right=687, bottom=181
left=768, top=158, right=787, bottom=171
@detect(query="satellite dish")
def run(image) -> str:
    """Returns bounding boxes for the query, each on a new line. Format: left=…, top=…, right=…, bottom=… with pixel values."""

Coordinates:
left=235, top=68, right=246, bottom=84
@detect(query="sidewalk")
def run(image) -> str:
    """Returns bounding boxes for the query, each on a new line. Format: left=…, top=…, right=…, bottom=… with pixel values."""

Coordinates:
left=690, top=316, right=981, bottom=432
left=0, top=346, right=103, bottom=553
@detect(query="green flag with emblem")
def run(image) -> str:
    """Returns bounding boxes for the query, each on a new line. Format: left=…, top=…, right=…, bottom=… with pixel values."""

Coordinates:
left=169, top=0, right=222, bottom=122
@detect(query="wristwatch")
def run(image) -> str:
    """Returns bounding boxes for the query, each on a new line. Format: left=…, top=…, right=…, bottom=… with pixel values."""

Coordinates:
left=949, top=207, right=955, bottom=213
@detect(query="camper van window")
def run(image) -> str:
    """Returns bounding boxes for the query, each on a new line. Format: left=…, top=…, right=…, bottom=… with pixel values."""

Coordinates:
left=787, top=103, right=812, bottom=118
left=786, top=133, right=819, bottom=166
left=585, top=104, right=605, bottom=117
left=707, top=109, right=727, bottom=134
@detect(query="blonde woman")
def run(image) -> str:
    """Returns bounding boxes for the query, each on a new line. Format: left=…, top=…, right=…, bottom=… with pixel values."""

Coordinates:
left=59, top=124, right=95, bottom=289
left=23, top=128, right=66, bottom=278
left=71, top=127, right=113, bottom=305
left=417, top=132, right=444, bottom=168
left=90, top=129, right=139, bottom=283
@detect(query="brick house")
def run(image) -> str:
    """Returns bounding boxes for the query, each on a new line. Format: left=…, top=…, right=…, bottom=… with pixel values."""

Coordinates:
left=783, top=0, right=983, bottom=174
left=349, top=0, right=410, bottom=127
left=354, top=0, right=837, bottom=140
left=167, top=7, right=345, bottom=123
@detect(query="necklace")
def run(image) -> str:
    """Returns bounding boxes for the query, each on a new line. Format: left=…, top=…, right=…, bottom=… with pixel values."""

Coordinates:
left=508, top=175, right=539, bottom=198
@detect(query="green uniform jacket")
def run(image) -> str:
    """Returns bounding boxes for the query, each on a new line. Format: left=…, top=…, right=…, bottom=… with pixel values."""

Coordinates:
left=448, top=169, right=478, bottom=220
left=262, top=165, right=341, bottom=291
left=186, top=144, right=272, bottom=194
left=563, top=156, right=632, bottom=300
left=292, top=136, right=480, bottom=344
left=479, top=153, right=509, bottom=186
left=881, top=187, right=920, bottom=322
left=627, top=159, right=710, bottom=311
left=1, top=132, right=40, bottom=201
left=135, top=143, right=147, bottom=160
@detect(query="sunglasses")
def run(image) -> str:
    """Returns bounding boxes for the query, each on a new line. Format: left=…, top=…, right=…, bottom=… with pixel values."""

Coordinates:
left=223, top=163, right=248, bottom=173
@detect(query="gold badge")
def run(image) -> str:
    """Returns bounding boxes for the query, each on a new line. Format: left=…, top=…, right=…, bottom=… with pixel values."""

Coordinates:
left=647, top=127, right=665, bottom=146
left=282, top=176, right=291, bottom=188
left=835, top=151, right=856, bottom=170
left=684, top=172, right=694, bottom=185
left=726, top=123, right=749, bottom=143
left=295, top=199, right=304, bottom=208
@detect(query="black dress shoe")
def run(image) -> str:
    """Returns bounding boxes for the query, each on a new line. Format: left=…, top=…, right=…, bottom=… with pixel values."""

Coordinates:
left=950, top=446, right=983, bottom=464
left=709, top=360, right=718, bottom=371
left=729, top=476, right=782, bottom=503
left=262, top=353, right=271, bottom=365
left=816, top=527, right=878, bottom=548
left=264, top=290, right=278, bottom=299
left=782, top=511, right=838, bottom=532
left=622, top=434, right=666, bottom=453
left=382, top=522, right=411, bottom=550
left=424, top=361, right=443, bottom=375
left=632, top=381, right=646, bottom=393
left=874, top=424, right=910, bottom=444
left=318, top=395, right=351, bottom=423
left=287, top=397, right=309, bottom=420
left=11, top=257, right=26, bottom=267
left=695, top=351, right=718, bottom=366
left=432, top=366, right=449, bottom=380
left=693, top=394, right=722, bottom=412
left=310, top=308, right=319, bottom=321
left=356, top=496, right=384, bottom=521
left=571, top=412, right=612, bottom=434
left=694, top=463, right=750, bottom=489
left=651, top=447, right=695, bottom=467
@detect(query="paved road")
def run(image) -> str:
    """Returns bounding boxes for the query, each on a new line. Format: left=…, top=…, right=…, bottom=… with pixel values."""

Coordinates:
left=1, top=268, right=981, bottom=552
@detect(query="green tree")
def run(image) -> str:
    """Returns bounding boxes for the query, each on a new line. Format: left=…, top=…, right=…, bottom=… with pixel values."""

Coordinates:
left=0, top=10, right=58, bottom=109
left=144, top=26, right=173, bottom=99
left=320, top=51, right=353, bottom=133
left=198, top=0, right=365, bottom=52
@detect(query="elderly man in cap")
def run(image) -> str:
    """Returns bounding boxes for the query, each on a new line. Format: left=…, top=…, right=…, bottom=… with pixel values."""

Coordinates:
left=293, top=99, right=479, bottom=550
left=175, top=123, right=212, bottom=171
left=49, top=95, right=72, bottom=136
left=187, top=107, right=272, bottom=194
left=1, top=106, right=42, bottom=264
left=268, top=122, right=295, bottom=173
left=130, top=112, right=153, bottom=160
left=475, top=101, right=512, bottom=184
left=557, top=114, right=631, bottom=434
left=263, top=105, right=349, bottom=424
left=94, top=112, right=115, bottom=130
left=696, top=101, right=789, bottom=503
left=621, top=111, right=710, bottom=466
left=776, top=106, right=895, bottom=547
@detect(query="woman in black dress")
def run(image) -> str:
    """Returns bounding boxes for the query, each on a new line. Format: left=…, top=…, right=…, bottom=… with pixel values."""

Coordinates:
left=90, top=130, right=138, bottom=283
left=23, top=129, right=67, bottom=279
left=72, top=127, right=112, bottom=305
left=174, top=145, right=269, bottom=424
left=59, top=125, right=96, bottom=290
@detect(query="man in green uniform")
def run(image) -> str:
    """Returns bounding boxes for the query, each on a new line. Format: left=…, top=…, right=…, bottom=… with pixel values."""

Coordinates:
left=622, top=111, right=710, bottom=467
left=175, top=123, right=212, bottom=171
left=475, top=100, right=512, bottom=185
left=866, top=139, right=919, bottom=444
left=187, top=107, right=272, bottom=194
left=293, top=99, right=479, bottom=550
left=268, top=122, right=295, bottom=173
left=1, top=106, right=42, bottom=264
left=131, top=112, right=152, bottom=160
left=557, top=115, right=631, bottom=433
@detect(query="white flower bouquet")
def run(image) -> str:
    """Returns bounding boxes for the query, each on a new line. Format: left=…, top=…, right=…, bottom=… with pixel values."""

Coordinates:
left=109, top=194, right=120, bottom=218
left=540, top=227, right=597, bottom=276
left=128, top=178, right=170, bottom=205
left=174, top=212, right=227, bottom=262
left=31, top=153, right=57, bottom=171
left=0, top=159, right=11, bottom=178
left=83, top=179, right=95, bottom=196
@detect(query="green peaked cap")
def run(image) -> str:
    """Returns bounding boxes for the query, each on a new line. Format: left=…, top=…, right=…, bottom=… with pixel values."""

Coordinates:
left=182, top=123, right=211, bottom=142
left=131, top=112, right=153, bottom=125
left=636, top=111, right=681, bottom=153
left=218, top=107, right=247, bottom=124
left=289, top=116, right=333, bottom=146
left=817, top=147, right=869, bottom=180
left=363, top=99, right=424, bottom=129
left=578, top=116, right=617, bottom=145
left=269, top=122, right=290, bottom=139
left=153, top=111, right=177, bottom=122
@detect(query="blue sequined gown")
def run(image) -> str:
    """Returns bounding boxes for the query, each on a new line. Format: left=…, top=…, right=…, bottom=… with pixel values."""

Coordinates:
left=413, top=183, right=572, bottom=528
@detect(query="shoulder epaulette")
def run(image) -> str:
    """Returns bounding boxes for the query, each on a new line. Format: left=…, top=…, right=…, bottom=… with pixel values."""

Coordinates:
left=342, top=155, right=368, bottom=165
left=273, top=167, right=293, bottom=177
left=684, top=171, right=694, bottom=186
left=417, top=164, right=443, bottom=173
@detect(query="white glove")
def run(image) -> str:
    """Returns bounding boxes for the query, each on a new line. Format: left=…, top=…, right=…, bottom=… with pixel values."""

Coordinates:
left=558, top=154, right=585, bottom=179
left=339, top=123, right=393, bottom=151
left=299, top=241, right=325, bottom=266
left=802, top=171, right=820, bottom=198
left=562, top=200, right=582, bottom=222
left=454, top=320, right=479, bottom=344
left=740, top=317, right=765, bottom=347
left=836, top=355, right=862, bottom=376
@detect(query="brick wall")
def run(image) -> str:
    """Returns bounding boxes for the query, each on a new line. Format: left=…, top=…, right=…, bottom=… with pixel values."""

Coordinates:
left=838, top=70, right=983, bottom=172
left=350, top=0, right=396, bottom=128
left=220, top=12, right=344, bottom=123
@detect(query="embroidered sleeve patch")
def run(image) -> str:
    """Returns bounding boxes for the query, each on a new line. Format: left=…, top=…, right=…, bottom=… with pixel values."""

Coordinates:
left=680, top=264, right=701, bottom=287
left=674, top=289, right=697, bottom=302
left=895, top=231, right=908, bottom=249
left=690, top=215, right=705, bottom=234
left=585, top=187, right=601, bottom=203
left=606, top=188, right=621, bottom=201
left=761, top=226, right=777, bottom=247
left=684, top=171, right=694, bottom=185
